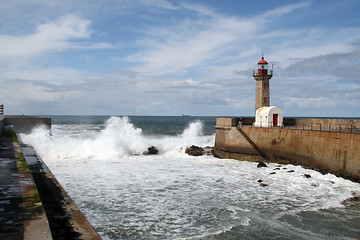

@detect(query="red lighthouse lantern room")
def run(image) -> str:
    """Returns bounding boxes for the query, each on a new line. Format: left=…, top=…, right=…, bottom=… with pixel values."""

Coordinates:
left=257, top=56, right=269, bottom=75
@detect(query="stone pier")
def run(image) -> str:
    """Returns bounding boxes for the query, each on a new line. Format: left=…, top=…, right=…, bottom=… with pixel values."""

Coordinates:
left=214, top=117, right=360, bottom=182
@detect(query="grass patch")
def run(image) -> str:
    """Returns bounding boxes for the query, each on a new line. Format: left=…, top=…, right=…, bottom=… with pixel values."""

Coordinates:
left=1, top=128, right=19, bottom=144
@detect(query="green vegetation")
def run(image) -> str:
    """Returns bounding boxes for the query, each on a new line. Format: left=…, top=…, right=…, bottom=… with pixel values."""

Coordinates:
left=0, top=128, right=19, bottom=144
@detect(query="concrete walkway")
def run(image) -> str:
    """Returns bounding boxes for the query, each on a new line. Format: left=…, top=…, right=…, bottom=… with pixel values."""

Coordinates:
left=0, top=126, right=51, bottom=240
left=0, top=126, right=100, bottom=240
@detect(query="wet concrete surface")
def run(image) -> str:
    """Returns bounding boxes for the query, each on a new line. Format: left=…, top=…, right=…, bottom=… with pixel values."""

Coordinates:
left=0, top=133, right=24, bottom=239
left=0, top=126, right=100, bottom=240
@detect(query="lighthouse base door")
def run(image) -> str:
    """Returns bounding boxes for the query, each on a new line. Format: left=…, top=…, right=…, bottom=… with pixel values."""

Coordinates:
left=273, top=114, right=278, bottom=127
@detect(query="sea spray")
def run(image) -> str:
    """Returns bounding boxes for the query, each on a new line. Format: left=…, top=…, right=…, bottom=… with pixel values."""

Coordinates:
left=155, top=120, right=214, bottom=156
left=94, top=116, right=148, bottom=157
left=21, top=116, right=212, bottom=160
left=20, top=116, right=360, bottom=240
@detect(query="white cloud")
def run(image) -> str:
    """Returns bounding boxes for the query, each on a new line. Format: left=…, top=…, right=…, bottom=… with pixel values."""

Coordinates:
left=122, top=2, right=319, bottom=78
left=263, top=1, right=309, bottom=19
left=0, top=13, right=112, bottom=66
left=151, top=101, right=163, bottom=106
left=181, top=2, right=215, bottom=16
left=1, top=0, right=359, bottom=116
left=126, top=14, right=255, bottom=75
left=1, top=80, right=73, bottom=103
left=140, top=0, right=178, bottom=10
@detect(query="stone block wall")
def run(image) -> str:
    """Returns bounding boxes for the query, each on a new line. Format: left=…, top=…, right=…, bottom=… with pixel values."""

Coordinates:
left=214, top=118, right=360, bottom=182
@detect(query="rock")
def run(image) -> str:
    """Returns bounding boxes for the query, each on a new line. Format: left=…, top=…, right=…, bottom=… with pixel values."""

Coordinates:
left=257, top=162, right=267, bottom=168
left=349, top=196, right=360, bottom=201
left=304, top=174, right=311, bottom=178
left=287, top=170, right=295, bottom=173
left=341, top=194, right=360, bottom=204
left=144, top=146, right=159, bottom=155
left=204, top=146, right=214, bottom=156
left=258, top=179, right=263, bottom=183
left=260, top=183, right=268, bottom=187
left=185, top=145, right=204, bottom=156
left=274, top=167, right=280, bottom=170
left=270, top=172, right=276, bottom=175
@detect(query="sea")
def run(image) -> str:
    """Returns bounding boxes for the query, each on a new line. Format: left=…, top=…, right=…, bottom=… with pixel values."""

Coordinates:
left=20, top=115, right=360, bottom=240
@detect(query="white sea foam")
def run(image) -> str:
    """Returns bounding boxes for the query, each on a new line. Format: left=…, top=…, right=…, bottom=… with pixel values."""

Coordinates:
left=20, top=116, right=360, bottom=239
left=21, top=116, right=212, bottom=160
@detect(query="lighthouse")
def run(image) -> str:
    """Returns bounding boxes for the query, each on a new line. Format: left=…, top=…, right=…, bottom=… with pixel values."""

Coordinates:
left=253, top=55, right=272, bottom=111
left=253, top=55, right=283, bottom=127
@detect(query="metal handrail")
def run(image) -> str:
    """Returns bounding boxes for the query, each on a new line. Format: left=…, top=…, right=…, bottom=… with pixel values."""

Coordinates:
left=244, top=123, right=360, bottom=134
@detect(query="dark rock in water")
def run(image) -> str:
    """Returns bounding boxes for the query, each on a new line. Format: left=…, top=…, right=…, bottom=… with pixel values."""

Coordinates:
left=258, top=179, right=263, bottom=183
left=349, top=196, right=360, bottom=201
left=260, top=183, right=268, bottom=187
left=287, top=170, right=295, bottom=173
left=185, top=145, right=204, bottom=156
left=304, top=174, right=311, bottom=178
left=204, top=146, right=214, bottom=156
left=274, top=167, right=281, bottom=170
left=257, top=162, right=267, bottom=168
left=144, top=146, right=159, bottom=155
left=270, top=172, right=276, bottom=175
left=342, top=194, right=360, bottom=204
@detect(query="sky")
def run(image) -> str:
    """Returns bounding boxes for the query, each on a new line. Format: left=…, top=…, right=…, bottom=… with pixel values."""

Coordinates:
left=1, top=0, right=360, bottom=117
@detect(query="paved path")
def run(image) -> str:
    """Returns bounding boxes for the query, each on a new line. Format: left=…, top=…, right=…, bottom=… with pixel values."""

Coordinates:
left=0, top=126, right=51, bottom=240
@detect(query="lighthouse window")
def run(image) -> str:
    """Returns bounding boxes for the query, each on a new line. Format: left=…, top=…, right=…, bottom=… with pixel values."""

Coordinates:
left=263, top=83, right=268, bottom=89
left=264, top=97, right=268, bottom=104
left=259, top=64, right=268, bottom=69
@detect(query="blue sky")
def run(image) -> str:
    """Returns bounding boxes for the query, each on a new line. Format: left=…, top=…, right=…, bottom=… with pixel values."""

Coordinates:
left=1, top=0, right=360, bottom=117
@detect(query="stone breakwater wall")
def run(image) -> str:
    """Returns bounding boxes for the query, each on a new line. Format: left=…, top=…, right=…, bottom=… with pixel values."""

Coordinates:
left=214, top=118, right=360, bottom=182
left=4, top=115, right=51, bottom=134
left=232, top=117, right=360, bottom=131
left=16, top=134, right=100, bottom=239
left=0, top=117, right=4, bottom=136
left=0, top=116, right=100, bottom=239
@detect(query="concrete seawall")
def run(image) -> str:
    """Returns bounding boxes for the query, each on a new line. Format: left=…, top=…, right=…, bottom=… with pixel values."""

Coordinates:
left=0, top=116, right=100, bottom=239
left=0, top=117, right=4, bottom=136
left=4, top=115, right=51, bottom=134
left=214, top=118, right=360, bottom=182
left=17, top=134, right=100, bottom=239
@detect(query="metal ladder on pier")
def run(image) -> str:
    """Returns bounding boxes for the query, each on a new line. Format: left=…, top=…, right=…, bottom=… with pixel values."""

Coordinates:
left=236, top=126, right=269, bottom=162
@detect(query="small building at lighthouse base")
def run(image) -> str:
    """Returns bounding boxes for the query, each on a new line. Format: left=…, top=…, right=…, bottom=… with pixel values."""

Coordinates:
left=254, top=106, right=283, bottom=128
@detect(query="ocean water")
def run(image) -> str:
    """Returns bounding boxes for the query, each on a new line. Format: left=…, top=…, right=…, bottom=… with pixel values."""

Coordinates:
left=21, top=116, right=360, bottom=240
